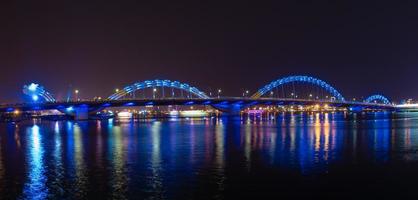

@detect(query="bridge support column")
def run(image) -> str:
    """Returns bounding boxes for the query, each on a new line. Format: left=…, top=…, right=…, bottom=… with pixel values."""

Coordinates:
left=212, top=104, right=244, bottom=116
left=74, top=106, right=89, bottom=120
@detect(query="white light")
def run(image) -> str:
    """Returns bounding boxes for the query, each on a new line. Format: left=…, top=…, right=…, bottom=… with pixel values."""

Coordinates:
left=396, top=104, right=418, bottom=108
left=32, top=95, right=39, bottom=101
left=28, top=83, right=38, bottom=91
left=117, top=111, right=132, bottom=118
left=169, top=110, right=179, bottom=116
left=180, top=110, right=207, bottom=117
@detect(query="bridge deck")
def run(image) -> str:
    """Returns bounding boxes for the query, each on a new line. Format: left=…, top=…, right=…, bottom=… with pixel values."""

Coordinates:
left=0, top=97, right=395, bottom=112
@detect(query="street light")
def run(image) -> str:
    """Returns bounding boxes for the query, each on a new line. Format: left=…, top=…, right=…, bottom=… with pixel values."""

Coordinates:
left=115, top=88, right=120, bottom=93
left=218, top=89, right=221, bottom=98
left=242, top=89, right=249, bottom=97
left=153, top=88, right=157, bottom=99
left=75, top=89, right=79, bottom=101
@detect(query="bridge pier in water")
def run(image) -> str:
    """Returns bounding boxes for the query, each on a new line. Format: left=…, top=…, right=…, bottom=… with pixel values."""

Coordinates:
left=74, top=106, right=89, bottom=120
left=213, top=104, right=245, bottom=116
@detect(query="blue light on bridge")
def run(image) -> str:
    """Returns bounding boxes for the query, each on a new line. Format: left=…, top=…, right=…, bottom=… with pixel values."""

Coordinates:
left=12, top=76, right=395, bottom=116
left=108, top=79, right=209, bottom=100
left=23, top=83, right=56, bottom=103
left=32, top=95, right=39, bottom=102
left=247, top=101, right=258, bottom=106
left=102, top=103, right=111, bottom=107
left=252, top=75, right=345, bottom=101
left=124, top=102, right=135, bottom=106
left=28, top=83, right=38, bottom=91
left=32, top=106, right=41, bottom=110
left=232, top=101, right=244, bottom=107
left=66, top=107, right=74, bottom=112
left=364, top=95, right=391, bottom=105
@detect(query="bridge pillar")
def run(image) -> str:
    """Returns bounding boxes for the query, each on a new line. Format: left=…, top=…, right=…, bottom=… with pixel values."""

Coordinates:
left=74, top=106, right=89, bottom=120
left=212, top=104, right=244, bottom=116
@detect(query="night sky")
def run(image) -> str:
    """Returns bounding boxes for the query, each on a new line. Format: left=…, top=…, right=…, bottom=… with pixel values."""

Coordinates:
left=1, top=1, right=417, bottom=103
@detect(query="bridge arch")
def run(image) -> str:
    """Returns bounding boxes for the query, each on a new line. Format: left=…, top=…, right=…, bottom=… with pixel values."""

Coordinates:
left=251, top=75, right=345, bottom=101
left=23, top=83, right=56, bottom=102
left=364, top=94, right=391, bottom=104
left=108, top=79, right=209, bottom=100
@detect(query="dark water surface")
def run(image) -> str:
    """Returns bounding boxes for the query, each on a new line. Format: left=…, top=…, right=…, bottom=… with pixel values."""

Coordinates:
left=1, top=112, right=418, bottom=199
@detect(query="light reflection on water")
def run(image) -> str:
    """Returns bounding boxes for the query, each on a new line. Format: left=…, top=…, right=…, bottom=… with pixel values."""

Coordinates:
left=109, top=121, right=128, bottom=199
left=149, top=121, right=164, bottom=199
left=21, top=125, right=48, bottom=200
left=1, top=112, right=418, bottom=199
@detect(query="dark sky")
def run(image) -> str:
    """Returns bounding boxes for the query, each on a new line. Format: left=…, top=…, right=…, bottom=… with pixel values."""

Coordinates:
left=1, top=0, right=417, bottom=103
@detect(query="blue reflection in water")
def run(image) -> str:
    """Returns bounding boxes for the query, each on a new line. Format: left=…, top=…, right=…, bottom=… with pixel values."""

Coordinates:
left=243, top=122, right=252, bottom=171
left=147, top=121, right=164, bottom=199
left=95, top=120, right=104, bottom=171
left=214, top=119, right=225, bottom=197
left=108, top=122, right=128, bottom=199
left=3, top=113, right=418, bottom=199
left=66, top=122, right=87, bottom=199
left=51, top=122, right=64, bottom=196
left=74, top=123, right=87, bottom=197
left=370, top=116, right=390, bottom=162
left=21, top=125, right=48, bottom=200
left=268, top=113, right=345, bottom=174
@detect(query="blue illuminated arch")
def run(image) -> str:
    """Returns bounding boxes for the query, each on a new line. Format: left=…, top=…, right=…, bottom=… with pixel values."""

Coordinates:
left=251, top=75, right=345, bottom=101
left=23, top=83, right=56, bottom=102
left=108, top=79, right=209, bottom=100
left=364, top=94, right=391, bottom=104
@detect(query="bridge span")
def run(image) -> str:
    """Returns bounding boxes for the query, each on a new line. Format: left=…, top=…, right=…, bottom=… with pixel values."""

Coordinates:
left=0, top=97, right=395, bottom=120
left=13, top=75, right=399, bottom=120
